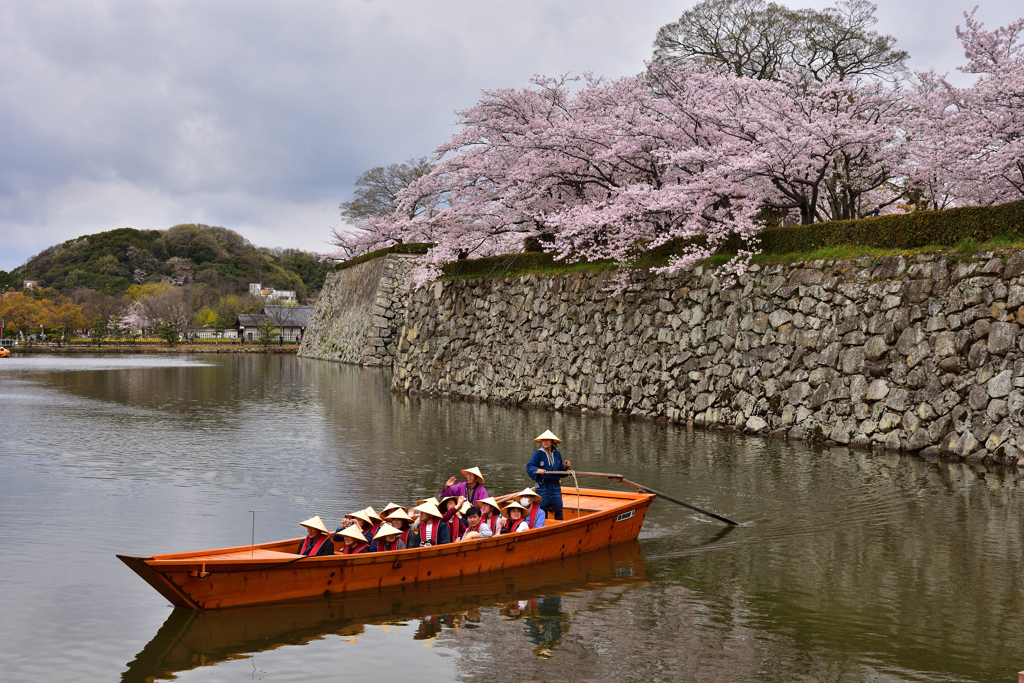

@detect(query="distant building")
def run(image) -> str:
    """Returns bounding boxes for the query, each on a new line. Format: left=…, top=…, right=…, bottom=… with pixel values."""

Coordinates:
left=236, top=305, right=312, bottom=343
left=195, top=326, right=238, bottom=340
left=22, top=280, right=38, bottom=290
left=249, top=283, right=297, bottom=304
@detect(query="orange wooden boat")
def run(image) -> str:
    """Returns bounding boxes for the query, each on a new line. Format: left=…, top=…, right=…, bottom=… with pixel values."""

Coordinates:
left=118, top=487, right=654, bottom=610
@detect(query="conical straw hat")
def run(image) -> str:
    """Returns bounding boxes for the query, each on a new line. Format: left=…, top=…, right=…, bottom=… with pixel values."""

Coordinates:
left=502, top=500, right=527, bottom=513
left=459, top=501, right=473, bottom=515
left=364, top=506, right=383, bottom=522
left=338, top=525, right=368, bottom=544
left=513, top=487, right=542, bottom=503
left=345, top=509, right=373, bottom=526
left=460, top=466, right=485, bottom=484
left=477, top=497, right=501, bottom=513
left=534, top=430, right=561, bottom=443
left=414, top=500, right=443, bottom=518
left=415, top=497, right=439, bottom=507
left=372, top=523, right=402, bottom=542
left=381, top=503, right=403, bottom=516
left=386, top=508, right=413, bottom=523
left=299, top=515, right=329, bottom=534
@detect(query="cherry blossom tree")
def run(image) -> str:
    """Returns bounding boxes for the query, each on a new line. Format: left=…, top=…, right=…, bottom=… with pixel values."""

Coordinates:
left=909, top=10, right=1024, bottom=207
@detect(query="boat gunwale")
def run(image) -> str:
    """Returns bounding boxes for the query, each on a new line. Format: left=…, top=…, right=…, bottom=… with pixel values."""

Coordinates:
left=140, top=488, right=654, bottom=568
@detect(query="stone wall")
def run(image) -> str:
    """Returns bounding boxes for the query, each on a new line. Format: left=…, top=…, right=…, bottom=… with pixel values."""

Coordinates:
left=298, top=254, right=415, bottom=366
left=393, top=250, right=1024, bottom=465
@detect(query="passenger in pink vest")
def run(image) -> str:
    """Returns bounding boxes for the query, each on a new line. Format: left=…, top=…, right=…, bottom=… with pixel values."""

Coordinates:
left=296, top=516, right=335, bottom=556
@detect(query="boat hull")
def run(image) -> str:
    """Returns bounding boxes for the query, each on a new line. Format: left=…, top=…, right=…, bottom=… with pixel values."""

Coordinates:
left=119, top=488, right=654, bottom=610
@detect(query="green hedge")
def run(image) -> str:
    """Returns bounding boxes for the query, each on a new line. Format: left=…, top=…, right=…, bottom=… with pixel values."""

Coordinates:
left=754, top=200, right=1024, bottom=254
left=335, top=242, right=432, bottom=271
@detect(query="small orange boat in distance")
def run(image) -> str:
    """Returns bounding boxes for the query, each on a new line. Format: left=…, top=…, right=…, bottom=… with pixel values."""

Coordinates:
left=0, top=347, right=10, bottom=358
left=119, top=487, right=655, bottom=610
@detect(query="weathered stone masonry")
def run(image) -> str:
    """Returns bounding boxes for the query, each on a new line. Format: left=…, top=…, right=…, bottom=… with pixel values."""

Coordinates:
left=393, top=250, right=1024, bottom=466
left=298, top=254, right=415, bottom=366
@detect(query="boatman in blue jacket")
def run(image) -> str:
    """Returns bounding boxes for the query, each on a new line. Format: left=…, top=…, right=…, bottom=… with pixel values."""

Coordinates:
left=527, top=430, right=571, bottom=520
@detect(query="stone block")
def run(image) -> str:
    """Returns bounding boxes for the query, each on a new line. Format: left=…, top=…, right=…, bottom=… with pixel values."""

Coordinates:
left=988, top=322, right=1018, bottom=356
left=968, top=385, right=990, bottom=411
left=967, top=342, right=989, bottom=370
left=841, top=347, right=865, bottom=375
left=896, top=325, right=925, bottom=355
left=865, top=379, right=890, bottom=401
left=864, top=336, right=889, bottom=361
left=1004, top=251, right=1024, bottom=279
left=988, top=370, right=1013, bottom=398
left=873, top=256, right=907, bottom=280
left=931, top=331, right=956, bottom=358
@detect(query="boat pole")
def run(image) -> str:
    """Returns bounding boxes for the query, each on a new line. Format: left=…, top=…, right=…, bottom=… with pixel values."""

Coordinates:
left=248, top=510, right=265, bottom=557
left=562, top=472, right=740, bottom=526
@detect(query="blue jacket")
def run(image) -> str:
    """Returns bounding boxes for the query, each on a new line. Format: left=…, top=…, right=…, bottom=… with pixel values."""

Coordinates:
left=527, top=448, right=567, bottom=484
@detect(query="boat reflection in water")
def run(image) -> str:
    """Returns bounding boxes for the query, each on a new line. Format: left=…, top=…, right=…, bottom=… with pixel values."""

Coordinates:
left=122, top=542, right=646, bottom=682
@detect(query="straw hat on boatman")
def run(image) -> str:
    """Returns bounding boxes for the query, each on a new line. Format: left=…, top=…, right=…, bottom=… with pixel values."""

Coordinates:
left=439, top=465, right=489, bottom=506
left=526, top=430, right=570, bottom=521
left=297, top=515, right=335, bottom=557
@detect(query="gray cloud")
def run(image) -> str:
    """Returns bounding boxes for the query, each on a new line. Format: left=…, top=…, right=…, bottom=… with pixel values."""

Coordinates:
left=0, top=0, right=1019, bottom=271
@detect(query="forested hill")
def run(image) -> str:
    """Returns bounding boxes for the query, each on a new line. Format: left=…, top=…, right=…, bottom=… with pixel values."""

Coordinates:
left=2, top=224, right=332, bottom=300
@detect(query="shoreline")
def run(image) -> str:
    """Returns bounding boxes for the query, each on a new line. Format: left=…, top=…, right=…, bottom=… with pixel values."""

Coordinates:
left=5, top=344, right=298, bottom=354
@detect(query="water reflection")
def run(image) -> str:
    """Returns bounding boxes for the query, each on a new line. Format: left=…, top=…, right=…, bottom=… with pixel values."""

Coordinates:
left=122, top=544, right=646, bottom=682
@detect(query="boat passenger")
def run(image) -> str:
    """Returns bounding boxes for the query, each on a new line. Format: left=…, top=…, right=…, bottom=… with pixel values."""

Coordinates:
left=438, top=495, right=467, bottom=540
left=380, top=502, right=403, bottom=518
left=385, top=508, right=420, bottom=548
left=527, top=430, right=571, bottom=520
left=296, top=516, right=335, bottom=556
left=337, top=525, right=370, bottom=554
left=458, top=506, right=484, bottom=541
left=512, top=487, right=546, bottom=528
left=370, top=523, right=406, bottom=552
left=439, top=467, right=490, bottom=506
left=413, top=500, right=451, bottom=546
left=364, top=506, right=384, bottom=536
left=499, top=501, right=530, bottom=534
left=476, top=497, right=504, bottom=537
left=335, top=509, right=375, bottom=544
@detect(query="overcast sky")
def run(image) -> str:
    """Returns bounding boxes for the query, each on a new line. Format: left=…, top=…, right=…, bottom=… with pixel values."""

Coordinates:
left=0, top=0, right=1020, bottom=272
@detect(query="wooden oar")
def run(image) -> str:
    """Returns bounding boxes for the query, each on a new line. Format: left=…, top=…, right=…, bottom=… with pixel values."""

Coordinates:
left=552, top=471, right=740, bottom=526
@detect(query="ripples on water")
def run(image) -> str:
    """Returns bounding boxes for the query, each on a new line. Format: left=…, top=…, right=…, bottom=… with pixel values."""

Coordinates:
left=1, top=354, right=1023, bottom=682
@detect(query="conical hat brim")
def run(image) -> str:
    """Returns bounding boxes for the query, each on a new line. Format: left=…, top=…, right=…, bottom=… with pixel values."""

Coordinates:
left=515, top=487, right=542, bottom=502
left=459, top=501, right=473, bottom=515
left=338, top=526, right=368, bottom=543
left=386, top=509, right=413, bottom=522
left=460, top=467, right=485, bottom=484
left=345, top=510, right=373, bottom=525
left=477, top=497, right=501, bottom=512
left=414, top=501, right=443, bottom=518
left=381, top=503, right=402, bottom=514
left=534, top=430, right=561, bottom=443
left=300, top=515, right=329, bottom=534
left=364, top=506, right=383, bottom=522
left=502, top=500, right=527, bottom=512
left=372, top=523, right=402, bottom=541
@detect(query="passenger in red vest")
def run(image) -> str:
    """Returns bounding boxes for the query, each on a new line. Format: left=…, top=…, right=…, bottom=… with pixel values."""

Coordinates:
left=296, top=516, right=335, bottom=556
left=337, top=525, right=370, bottom=554
left=385, top=508, right=420, bottom=549
left=477, top=497, right=504, bottom=537
left=438, top=495, right=467, bottom=541
left=500, top=501, right=530, bottom=534
left=511, top=488, right=546, bottom=528
left=334, top=509, right=375, bottom=544
left=364, top=506, right=384, bottom=537
left=370, top=523, right=406, bottom=552
left=413, top=500, right=451, bottom=546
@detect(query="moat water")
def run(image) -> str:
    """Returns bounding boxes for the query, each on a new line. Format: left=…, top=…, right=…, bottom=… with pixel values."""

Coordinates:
left=1, top=354, right=1023, bottom=682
